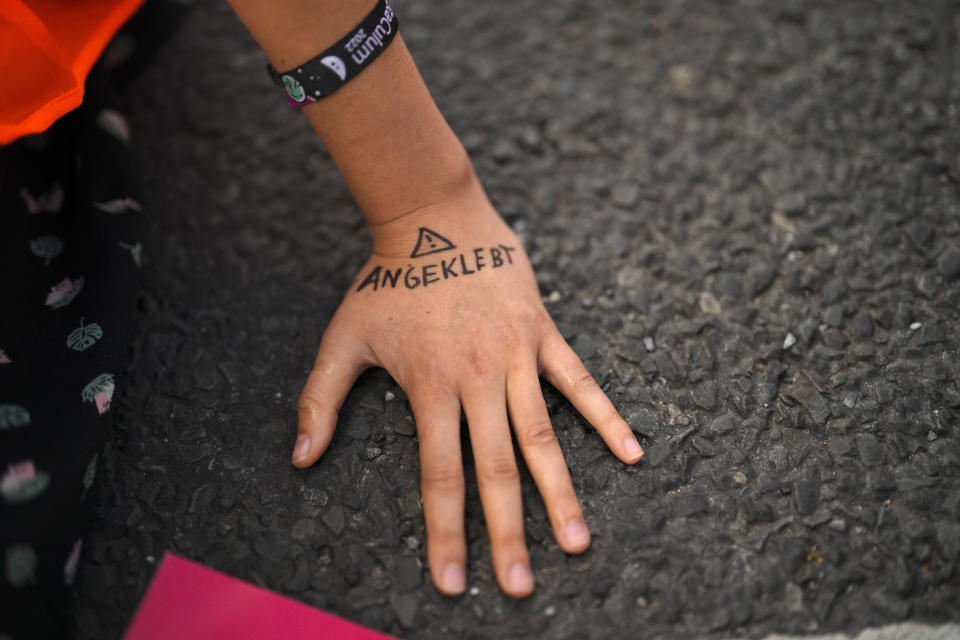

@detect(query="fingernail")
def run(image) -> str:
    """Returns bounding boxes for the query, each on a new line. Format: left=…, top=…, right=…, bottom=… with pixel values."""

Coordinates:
left=292, top=435, right=310, bottom=463
left=441, top=564, right=466, bottom=594
left=623, top=437, right=644, bottom=461
left=507, top=563, right=533, bottom=593
left=563, top=520, right=590, bottom=548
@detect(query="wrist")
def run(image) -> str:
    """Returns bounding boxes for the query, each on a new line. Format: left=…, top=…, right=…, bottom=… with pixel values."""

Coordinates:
left=366, top=168, right=512, bottom=260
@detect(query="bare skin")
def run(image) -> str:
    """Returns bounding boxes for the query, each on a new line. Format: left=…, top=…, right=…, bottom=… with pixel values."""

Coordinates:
left=225, top=0, right=644, bottom=598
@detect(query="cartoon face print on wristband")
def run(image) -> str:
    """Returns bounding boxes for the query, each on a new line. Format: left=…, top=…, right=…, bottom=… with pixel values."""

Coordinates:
left=356, top=227, right=517, bottom=293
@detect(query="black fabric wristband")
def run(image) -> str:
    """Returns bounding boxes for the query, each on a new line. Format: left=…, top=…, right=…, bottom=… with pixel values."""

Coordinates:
left=266, top=0, right=398, bottom=105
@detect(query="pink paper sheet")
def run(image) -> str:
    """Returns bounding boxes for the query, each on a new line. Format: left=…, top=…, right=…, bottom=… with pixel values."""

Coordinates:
left=124, top=553, right=396, bottom=640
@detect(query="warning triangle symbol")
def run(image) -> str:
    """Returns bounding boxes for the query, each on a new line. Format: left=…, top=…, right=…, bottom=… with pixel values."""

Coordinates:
left=410, top=227, right=456, bottom=258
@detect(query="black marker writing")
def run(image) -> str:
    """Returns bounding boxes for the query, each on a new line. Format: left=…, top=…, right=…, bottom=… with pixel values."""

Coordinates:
left=356, top=244, right=519, bottom=293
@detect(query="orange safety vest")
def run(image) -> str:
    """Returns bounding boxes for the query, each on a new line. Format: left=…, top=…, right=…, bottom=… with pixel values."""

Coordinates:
left=0, top=0, right=143, bottom=145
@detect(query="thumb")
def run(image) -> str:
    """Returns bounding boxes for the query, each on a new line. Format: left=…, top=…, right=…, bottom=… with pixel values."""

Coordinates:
left=293, top=331, right=370, bottom=468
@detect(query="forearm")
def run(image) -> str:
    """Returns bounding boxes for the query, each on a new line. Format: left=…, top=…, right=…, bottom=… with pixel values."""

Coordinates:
left=225, top=0, right=480, bottom=253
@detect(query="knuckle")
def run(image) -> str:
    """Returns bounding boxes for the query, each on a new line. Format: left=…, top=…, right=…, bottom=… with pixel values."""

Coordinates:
left=519, top=419, right=557, bottom=451
left=296, top=392, right=322, bottom=414
left=415, top=418, right=443, bottom=442
left=297, top=387, right=341, bottom=414
left=490, top=527, right=525, bottom=551
left=569, top=369, right=600, bottom=395
left=466, top=346, right=489, bottom=377
left=421, top=464, right=464, bottom=494
left=532, top=308, right=555, bottom=333
left=478, top=454, right=520, bottom=486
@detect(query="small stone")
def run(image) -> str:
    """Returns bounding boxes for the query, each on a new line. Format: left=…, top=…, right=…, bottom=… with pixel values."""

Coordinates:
left=709, top=413, right=737, bottom=436
left=917, top=324, right=946, bottom=345
left=927, top=430, right=938, bottom=441
left=746, top=264, right=777, bottom=297
left=822, top=278, right=847, bottom=305
left=668, top=64, right=694, bottom=96
left=856, top=434, right=884, bottom=467
left=291, top=519, right=316, bottom=542
left=643, top=336, right=655, bottom=352
left=393, top=419, right=416, bottom=437
left=692, top=382, right=718, bottom=410
left=909, top=321, right=922, bottom=331
left=395, top=556, right=422, bottom=591
left=544, top=605, right=557, bottom=617
left=743, top=498, right=774, bottom=524
left=775, top=192, right=807, bottom=215
left=690, top=436, right=716, bottom=458
left=390, top=593, right=420, bottom=630
left=824, top=305, right=844, bottom=328
left=645, top=443, right=672, bottom=468
left=803, top=509, right=832, bottom=528
left=344, top=419, right=371, bottom=440
left=821, top=328, right=849, bottom=349
left=491, top=139, right=519, bottom=162
left=852, top=312, right=875, bottom=338
left=321, top=506, right=345, bottom=536
left=698, top=291, right=722, bottom=315
left=193, top=359, right=218, bottom=390
left=612, top=184, right=640, bottom=207
left=783, top=582, right=806, bottom=614
left=916, top=272, right=939, bottom=297
left=868, top=468, right=896, bottom=493
left=783, top=332, right=797, bottom=349
left=572, top=334, right=597, bottom=360
left=732, top=471, right=747, bottom=486
left=937, top=245, right=960, bottom=279
left=709, top=608, right=732, bottom=632
left=771, top=210, right=797, bottom=233
left=782, top=374, right=830, bottom=425
left=674, top=491, right=708, bottom=517
left=469, top=586, right=480, bottom=596
left=828, top=518, right=847, bottom=532
left=768, top=446, right=789, bottom=472
left=793, top=479, right=819, bottom=515
left=546, top=290, right=562, bottom=304
left=627, top=409, right=658, bottom=438
left=217, top=361, right=240, bottom=386
left=384, top=390, right=395, bottom=402
left=253, top=538, right=284, bottom=562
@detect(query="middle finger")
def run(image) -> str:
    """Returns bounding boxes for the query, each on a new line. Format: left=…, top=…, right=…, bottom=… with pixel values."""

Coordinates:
left=461, top=382, right=533, bottom=598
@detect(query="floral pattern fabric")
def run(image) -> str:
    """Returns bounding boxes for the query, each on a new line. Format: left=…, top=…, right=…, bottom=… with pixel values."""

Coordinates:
left=0, top=66, right=144, bottom=638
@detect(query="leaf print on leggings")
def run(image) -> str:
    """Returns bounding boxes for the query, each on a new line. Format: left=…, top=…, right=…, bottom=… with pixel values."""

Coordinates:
left=20, top=182, right=63, bottom=214
left=82, top=373, right=115, bottom=415
left=46, top=277, right=84, bottom=309
left=5, top=544, right=38, bottom=587
left=93, top=198, right=142, bottom=214
left=82, top=454, right=97, bottom=501
left=95, top=109, right=131, bottom=144
left=66, top=318, right=103, bottom=351
left=119, top=241, right=142, bottom=266
left=64, top=539, right=83, bottom=586
left=29, top=235, right=64, bottom=265
left=0, top=404, right=30, bottom=429
left=1, top=461, right=50, bottom=504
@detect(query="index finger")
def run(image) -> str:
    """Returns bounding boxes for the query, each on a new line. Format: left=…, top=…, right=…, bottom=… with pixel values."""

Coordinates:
left=538, top=331, right=644, bottom=464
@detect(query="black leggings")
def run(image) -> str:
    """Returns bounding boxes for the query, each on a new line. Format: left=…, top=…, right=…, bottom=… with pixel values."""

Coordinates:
left=0, top=68, right=143, bottom=638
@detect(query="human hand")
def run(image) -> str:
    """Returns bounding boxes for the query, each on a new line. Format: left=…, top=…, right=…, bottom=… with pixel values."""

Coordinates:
left=292, top=185, right=644, bottom=598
